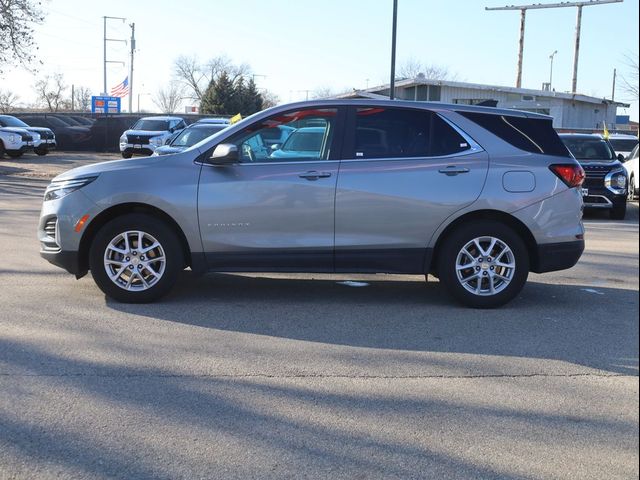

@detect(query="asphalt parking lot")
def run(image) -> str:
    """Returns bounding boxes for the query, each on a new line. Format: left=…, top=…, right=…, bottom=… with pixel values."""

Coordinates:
left=0, top=153, right=638, bottom=479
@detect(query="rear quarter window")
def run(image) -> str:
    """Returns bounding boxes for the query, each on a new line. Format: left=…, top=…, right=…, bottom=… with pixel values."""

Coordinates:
left=459, top=111, right=570, bottom=157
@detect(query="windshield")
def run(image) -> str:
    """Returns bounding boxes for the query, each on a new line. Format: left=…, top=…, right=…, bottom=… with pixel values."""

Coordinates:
left=0, top=116, right=30, bottom=128
left=171, top=126, right=226, bottom=147
left=561, top=137, right=615, bottom=161
left=132, top=119, right=170, bottom=131
left=44, top=117, right=69, bottom=128
left=609, top=139, right=638, bottom=152
left=282, top=130, right=324, bottom=152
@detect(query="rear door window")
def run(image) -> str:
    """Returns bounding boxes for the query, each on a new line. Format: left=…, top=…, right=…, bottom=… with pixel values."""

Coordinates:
left=459, top=111, right=571, bottom=157
left=347, top=107, right=471, bottom=159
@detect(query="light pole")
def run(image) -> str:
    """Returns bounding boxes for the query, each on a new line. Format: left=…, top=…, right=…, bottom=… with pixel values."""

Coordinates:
left=389, top=0, right=398, bottom=99
left=549, top=50, right=558, bottom=89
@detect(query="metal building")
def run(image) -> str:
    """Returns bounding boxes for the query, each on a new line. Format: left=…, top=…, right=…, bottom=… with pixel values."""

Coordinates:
left=337, top=77, right=629, bottom=130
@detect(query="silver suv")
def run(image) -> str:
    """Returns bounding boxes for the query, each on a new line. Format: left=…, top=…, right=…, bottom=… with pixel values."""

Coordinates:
left=38, top=100, right=585, bottom=308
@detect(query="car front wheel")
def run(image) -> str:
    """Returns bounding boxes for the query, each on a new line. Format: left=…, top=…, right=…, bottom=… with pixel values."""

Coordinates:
left=89, top=214, right=183, bottom=303
left=437, top=221, right=529, bottom=308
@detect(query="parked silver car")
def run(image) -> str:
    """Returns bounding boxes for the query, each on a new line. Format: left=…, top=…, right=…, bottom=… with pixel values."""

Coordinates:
left=38, top=100, right=585, bottom=307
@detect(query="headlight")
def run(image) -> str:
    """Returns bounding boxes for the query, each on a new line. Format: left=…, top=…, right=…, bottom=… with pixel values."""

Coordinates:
left=44, top=176, right=98, bottom=202
left=613, top=173, right=627, bottom=189
left=149, top=136, right=164, bottom=146
left=9, top=134, right=16, bottom=143
left=31, top=132, right=41, bottom=141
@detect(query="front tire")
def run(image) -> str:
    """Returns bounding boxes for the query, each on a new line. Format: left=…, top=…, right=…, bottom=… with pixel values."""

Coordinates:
left=6, top=151, right=22, bottom=158
left=610, top=200, right=627, bottom=220
left=437, top=221, right=529, bottom=308
left=35, top=147, right=48, bottom=156
left=89, top=214, right=184, bottom=303
left=121, top=152, right=133, bottom=159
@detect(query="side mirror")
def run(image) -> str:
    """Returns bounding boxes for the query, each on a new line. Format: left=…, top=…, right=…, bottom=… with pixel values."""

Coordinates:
left=208, top=143, right=238, bottom=165
left=617, top=153, right=626, bottom=162
left=270, top=143, right=281, bottom=152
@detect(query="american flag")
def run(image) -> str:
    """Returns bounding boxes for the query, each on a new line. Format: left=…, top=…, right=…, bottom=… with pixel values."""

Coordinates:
left=110, top=77, right=129, bottom=98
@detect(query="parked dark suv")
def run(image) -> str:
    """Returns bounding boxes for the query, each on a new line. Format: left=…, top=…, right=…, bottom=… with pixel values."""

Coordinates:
left=559, top=134, right=628, bottom=219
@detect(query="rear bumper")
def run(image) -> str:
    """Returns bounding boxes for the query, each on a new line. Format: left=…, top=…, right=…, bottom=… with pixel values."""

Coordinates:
left=532, top=240, right=585, bottom=273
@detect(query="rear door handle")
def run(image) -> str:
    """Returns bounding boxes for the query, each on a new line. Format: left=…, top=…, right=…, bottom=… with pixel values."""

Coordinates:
left=438, top=165, right=470, bottom=176
left=299, top=171, right=332, bottom=180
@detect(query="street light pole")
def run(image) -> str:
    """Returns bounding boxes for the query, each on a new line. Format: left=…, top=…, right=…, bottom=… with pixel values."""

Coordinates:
left=549, top=50, right=558, bottom=89
left=389, top=0, right=398, bottom=99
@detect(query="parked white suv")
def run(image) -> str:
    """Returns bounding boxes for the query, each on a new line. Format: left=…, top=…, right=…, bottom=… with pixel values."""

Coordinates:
left=119, top=116, right=187, bottom=158
left=0, top=127, right=36, bottom=158
left=624, top=144, right=639, bottom=200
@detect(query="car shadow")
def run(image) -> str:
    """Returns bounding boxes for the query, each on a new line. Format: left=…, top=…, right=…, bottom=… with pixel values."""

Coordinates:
left=107, top=272, right=639, bottom=376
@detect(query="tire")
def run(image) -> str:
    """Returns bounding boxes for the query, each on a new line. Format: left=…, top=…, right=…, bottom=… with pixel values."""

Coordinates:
left=35, top=148, right=48, bottom=156
left=6, top=151, right=22, bottom=158
left=0, top=141, right=4, bottom=158
left=89, top=213, right=184, bottom=303
left=437, top=221, right=529, bottom=308
left=610, top=200, right=627, bottom=220
left=121, top=152, right=133, bottom=159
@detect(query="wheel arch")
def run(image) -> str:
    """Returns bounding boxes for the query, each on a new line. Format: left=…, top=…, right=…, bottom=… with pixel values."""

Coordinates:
left=430, top=209, right=539, bottom=275
left=78, top=203, right=193, bottom=275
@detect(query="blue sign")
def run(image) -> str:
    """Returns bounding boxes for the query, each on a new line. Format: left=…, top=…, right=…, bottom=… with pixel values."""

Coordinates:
left=91, top=96, right=121, bottom=114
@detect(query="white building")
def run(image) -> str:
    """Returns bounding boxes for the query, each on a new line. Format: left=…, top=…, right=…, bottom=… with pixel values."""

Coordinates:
left=337, top=77, right=629, bottom=130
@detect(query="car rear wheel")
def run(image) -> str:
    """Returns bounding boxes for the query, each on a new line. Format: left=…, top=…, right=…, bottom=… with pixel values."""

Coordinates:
left=89, top=214, right=183, bottom=303
left=437, top=221, right=529, bottom=308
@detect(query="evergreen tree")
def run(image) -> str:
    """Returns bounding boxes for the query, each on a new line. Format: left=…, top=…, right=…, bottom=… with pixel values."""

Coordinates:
left=245, top=78, right=263, bottom=115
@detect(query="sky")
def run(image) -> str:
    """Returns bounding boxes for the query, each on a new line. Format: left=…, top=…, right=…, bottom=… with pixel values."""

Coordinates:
left=2, top=0, right=638, bottom=120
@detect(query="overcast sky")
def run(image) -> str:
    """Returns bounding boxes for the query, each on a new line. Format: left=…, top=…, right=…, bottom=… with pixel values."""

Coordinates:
left=2, top=0, right=638, bottom=120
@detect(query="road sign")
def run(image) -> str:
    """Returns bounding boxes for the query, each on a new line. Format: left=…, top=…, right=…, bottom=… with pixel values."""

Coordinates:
left=92, top=96, right=121, bottom=114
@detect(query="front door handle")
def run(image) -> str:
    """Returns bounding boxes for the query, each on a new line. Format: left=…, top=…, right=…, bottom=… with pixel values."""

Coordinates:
left=438, top=165, right=470, bottom=176
left=299, top=171, right=332, bottom=180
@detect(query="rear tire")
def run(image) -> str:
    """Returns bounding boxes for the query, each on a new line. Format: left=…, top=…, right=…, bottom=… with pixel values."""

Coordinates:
left=89, top=214, right=184, bottom=303
left=437, top=221, right=529, bottom=308
left=610, top=200, right=627, bottom=220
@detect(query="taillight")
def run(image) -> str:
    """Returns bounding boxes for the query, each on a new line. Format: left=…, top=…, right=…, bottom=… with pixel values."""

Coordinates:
left=549, top=164, right=585, bottom=188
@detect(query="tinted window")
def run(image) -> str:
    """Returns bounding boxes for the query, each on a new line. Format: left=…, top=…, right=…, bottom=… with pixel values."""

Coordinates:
left=0, top=116, right=29, bottom=128
left=560, top=137, right=615, bottom=161
left=132, top=119, right=170, bottom=131
left=351, top=107, right=470, bottom=159
left=609, top=139, right=638, bottom=152
left=459, top=111, right=571, bottom=157
left=226, top=108, right=337, bottom=162
left=171, top=126, right=226, bottom=147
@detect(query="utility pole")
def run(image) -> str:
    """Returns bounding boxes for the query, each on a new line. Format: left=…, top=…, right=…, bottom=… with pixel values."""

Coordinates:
left=549, top=50, right=558, bottom=89
left=71, top=84, right=75, bottom=111
left=389, top=0, right=398, bottom=99
left=611, top=68, right=616, bottom=101
left=102, top=16, right=126, bottom=95
left=486, top=0, right=623, bottom=92
left=129, top=22, right=135, bottom=113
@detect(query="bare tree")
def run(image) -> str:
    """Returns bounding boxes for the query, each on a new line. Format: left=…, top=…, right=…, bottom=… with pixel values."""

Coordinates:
left=398, top=57, right=455, bottom=81
left=153, top=82, right=185, bottom=113
left=174, top=55, right=252, bottom=102
left=0, top=89, right=20, bottom=112
left=72, top=86, right=92, bottom=112
left=312, top=87, right=337, bottom=99
left=620, top=53, right=639, bottom=101
left=0, top=0, right=44, bottom=74
left=33, top=73, right=67, bottom=112
left=261, top=90, right=280, bottom=109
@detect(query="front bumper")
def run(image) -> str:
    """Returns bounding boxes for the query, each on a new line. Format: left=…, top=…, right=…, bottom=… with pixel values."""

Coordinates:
left=35, top=139, right=57, bottom=151
left=40, top=249, right=84, bottom=276
left=120, top=142, right=160, bottom=156
left=532, top=239, right=585, bottom=273
left=582, top=187, right=626, bottom=209
left=6, top=142, right=34, bottom=155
